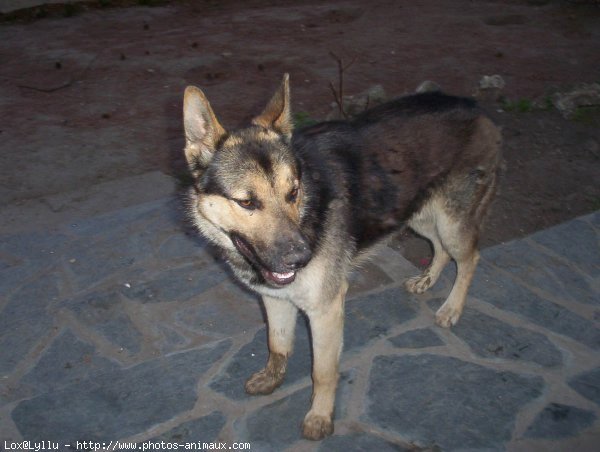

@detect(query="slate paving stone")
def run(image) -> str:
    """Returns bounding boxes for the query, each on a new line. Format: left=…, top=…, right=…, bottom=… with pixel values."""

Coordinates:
left=0, top=255, right=12, bottom=271
left=347, top=262, right=394, bottom=297
left=147, top=411, right=226, bottom=443
left=0, top=260, right=51, bottom=298
left=12, top=340, right=230, bottom=442
left=64, top=289, right=143, bottom=354
left=428, top=301, right=563, bottom=367
left=174, top=281, right=262, bottom=337
left=482, top=239, right=597, bottom=305
left=588, top=211, right=600, bottom=228
left=388, top=328, right=444, bottom=349
left=364, top=354, right=544, bottom=450
left=568, top=367, right=600, bottom=407
left=67, top=202, right=188, bottom=264
left=344, top=287, right=418, bottom=352
left=1, top=272, right=60, bottom=324
left=0, top=272, right=60, bottom=374
left=0, top=318, right=52, bottom=376
left=156, top=232, right=208, bottom=261
left=120, top=262, right=227, bottom=304
left=5, top=330, right=119, bottom=402
left=470, top=260, right=600, bottom=350
left=155, top=325, right=191, bottom=354
left=65, top=228, right=156, bottom=288
left=318, top=432, right=409, bottom=452
left=524, top=403, right=597, bottom=439
left=0, top=231, right=67, bottom=264
left=210, top=317, right=312, bottom=400
left=68, top=199, right=171, bottom=238
left=530, top=219, right=599, bottom=277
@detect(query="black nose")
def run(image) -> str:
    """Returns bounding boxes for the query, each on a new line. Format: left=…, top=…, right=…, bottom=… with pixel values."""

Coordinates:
left=282, top=241, right=312, bottom=270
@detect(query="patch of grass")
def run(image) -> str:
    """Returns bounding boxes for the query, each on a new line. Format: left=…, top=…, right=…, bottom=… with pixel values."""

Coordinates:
left=542, top=95, right=554, bottom=111
left=571, top=106, right=600, bottom=125
left=293, top=111, right=318, bottom=128
left=501, top=98, right=535, bottom=113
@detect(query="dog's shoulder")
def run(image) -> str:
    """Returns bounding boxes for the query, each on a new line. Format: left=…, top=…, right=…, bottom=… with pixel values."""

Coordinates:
left=292, top=120, right=356, bottom=150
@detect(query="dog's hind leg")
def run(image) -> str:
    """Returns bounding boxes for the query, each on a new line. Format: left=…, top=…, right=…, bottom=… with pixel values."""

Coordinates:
left=405, top=201, right=451, bottom=294
left=245, top=296, right=297, bottom=395
left=302, top=279, right=348, bottom=440
left=434, top=214, right=480, bottom=328
left=434, top=158, right=499, bottom=327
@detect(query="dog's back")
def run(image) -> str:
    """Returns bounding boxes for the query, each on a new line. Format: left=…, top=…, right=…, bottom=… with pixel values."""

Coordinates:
left=293, top=91, right=502, bottom=251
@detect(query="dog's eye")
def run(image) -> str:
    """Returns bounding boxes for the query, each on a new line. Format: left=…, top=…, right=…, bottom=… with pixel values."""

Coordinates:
left=236, top=199, right=255, bottom=210
left=287, top=187, right=299, bottom=203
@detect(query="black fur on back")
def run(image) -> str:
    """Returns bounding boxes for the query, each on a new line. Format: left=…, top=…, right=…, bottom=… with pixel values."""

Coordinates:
left=292, top=92, right=494, bottom=252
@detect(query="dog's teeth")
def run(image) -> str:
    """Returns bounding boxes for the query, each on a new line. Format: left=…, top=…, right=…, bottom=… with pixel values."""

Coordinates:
left=274, top=271, right=294, bottom=279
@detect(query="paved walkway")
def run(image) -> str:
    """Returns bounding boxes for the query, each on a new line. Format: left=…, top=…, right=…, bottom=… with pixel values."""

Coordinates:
left=0, top=198, right=598, bottom=451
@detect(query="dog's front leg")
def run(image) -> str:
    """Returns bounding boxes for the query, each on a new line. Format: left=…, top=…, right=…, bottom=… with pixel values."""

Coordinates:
left=302, top=280, right=347, bottom=440
left=245, top=296, right=297, bottom=395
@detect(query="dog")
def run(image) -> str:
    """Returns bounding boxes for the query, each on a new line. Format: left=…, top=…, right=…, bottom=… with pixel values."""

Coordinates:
left=182, top=74, right=501, bottom=440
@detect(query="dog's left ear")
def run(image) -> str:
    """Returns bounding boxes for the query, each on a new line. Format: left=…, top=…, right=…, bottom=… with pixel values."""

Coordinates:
left=252, top=73, right=293, bottom=138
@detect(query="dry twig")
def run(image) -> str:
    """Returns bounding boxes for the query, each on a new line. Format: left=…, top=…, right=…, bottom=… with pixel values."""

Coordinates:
left=328, top=51, right=356, bottom=119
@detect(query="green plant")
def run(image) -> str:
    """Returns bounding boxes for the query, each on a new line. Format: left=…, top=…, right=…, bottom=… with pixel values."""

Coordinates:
left=501, top=98, right=534, bottom=113
left=293, top=111, right=318, bottom=128
left=571, top=106, right=600, bottom=125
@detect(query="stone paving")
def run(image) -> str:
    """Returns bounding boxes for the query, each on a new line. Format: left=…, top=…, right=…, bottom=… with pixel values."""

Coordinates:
left=0, top=197, right=599, bottom=451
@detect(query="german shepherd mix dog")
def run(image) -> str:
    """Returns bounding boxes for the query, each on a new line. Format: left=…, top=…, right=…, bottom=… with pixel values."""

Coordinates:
left=182, top=74, right=501, bottom=440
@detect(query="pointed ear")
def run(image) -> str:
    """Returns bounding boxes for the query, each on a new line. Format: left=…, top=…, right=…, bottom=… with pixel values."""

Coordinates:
left=183, top=86, right=227, bottom=171
left=252, top=73, right=293, bottom=138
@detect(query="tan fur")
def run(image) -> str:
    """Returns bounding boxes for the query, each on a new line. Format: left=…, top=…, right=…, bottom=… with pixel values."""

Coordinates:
left=197, top=161, right=301, bottom=254
left=245, top=296, right=297, bottom=395
left=302, top=279, right=347, bottom=440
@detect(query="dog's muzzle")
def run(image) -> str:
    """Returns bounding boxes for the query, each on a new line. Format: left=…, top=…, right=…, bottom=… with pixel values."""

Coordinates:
left=231, top=233, right=312, bottom=286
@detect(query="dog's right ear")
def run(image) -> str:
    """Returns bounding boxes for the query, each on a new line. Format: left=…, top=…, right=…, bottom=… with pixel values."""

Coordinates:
left=183, top=86, right=227, bottom=172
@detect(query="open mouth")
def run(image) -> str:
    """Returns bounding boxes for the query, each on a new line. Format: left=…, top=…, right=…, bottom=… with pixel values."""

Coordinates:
left=231, top=234, right=296, bottom=286
left=261, top=269, right=296, bottom=285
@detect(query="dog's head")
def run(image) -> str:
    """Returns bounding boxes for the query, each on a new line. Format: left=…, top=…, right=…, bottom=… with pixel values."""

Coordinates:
left=183, top=74, right=312, bottom=287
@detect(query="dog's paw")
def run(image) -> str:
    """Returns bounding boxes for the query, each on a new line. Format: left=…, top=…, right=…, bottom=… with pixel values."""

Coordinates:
left=435, top=304, right=462, bottom=328
left=302, top=413, right=334, bottom=441
left=244, top=369, right=283, bottom=395
left=404, top=273, right=433, bottom=294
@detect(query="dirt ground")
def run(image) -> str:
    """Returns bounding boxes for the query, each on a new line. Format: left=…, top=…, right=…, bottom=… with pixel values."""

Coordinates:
left=1, top=0, right=599, bottom=265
